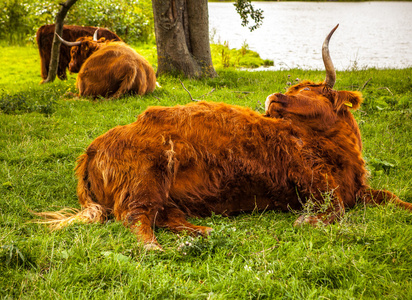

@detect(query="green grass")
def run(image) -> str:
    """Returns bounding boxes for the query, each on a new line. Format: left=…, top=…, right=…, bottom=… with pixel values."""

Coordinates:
left=1, top=45, right=412, bottom=299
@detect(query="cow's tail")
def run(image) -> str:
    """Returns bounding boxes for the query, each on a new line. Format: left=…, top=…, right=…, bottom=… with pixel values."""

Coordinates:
left=32, top=153, right=107, bottom=230
left=360, top=188, right=412, bottom=211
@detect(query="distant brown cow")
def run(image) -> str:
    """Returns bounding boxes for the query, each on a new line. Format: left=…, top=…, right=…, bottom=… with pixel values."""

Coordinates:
left=36, top=25, right=411, bottom=250
left=57, top=32, right=156, bottom=98
left=36, top=24, right=120, bottom=83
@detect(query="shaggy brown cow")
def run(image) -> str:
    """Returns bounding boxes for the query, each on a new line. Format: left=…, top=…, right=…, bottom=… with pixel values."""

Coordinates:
left=36, top=24, right=120, bottom=83
left=36, top=25, right=411, bottom=250
left=57, top=32, right=156, bottom=98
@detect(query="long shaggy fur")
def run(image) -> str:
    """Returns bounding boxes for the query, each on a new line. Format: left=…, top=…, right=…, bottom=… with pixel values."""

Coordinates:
left=33, top=204, right=105, bottom=230
left=36, top=82, right=411, bottom=249
left=66, top=38, right=156, bottom=98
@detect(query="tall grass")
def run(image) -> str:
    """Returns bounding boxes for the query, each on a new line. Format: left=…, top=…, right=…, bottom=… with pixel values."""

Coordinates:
left=1, top=45, right=411, bottom=299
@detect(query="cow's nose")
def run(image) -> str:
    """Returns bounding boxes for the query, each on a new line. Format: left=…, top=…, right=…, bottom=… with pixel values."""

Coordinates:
left=265, top=93, right=286, bottom=113
left=265, top=94, right=275, bottom=113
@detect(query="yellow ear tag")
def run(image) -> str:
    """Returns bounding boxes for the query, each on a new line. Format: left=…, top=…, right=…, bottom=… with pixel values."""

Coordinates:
left=344, top=102, right=353, bottom=107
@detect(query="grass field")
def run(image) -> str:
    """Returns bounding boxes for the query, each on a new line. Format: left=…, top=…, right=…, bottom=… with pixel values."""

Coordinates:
left=1, top=44, right=411, bottom=299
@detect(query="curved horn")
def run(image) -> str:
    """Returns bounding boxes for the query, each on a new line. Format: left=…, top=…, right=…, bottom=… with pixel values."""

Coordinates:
left=93, top=28, right=100, bottom=41
left=55, top=33, right=81, bottom=47
left=322, top=24, right=339, bottom=89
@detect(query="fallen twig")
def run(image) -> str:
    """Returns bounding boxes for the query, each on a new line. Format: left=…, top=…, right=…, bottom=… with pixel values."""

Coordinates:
left=180, top=79, right=216, bottom=102
left=199, top=88, right=216, bottom=99
left=377, top=87, right=393, bottom=95
left=359, top=77, right=372, bottom=91
left=251, top=236, right=280, bottom=255
left=234, top=91, right=253, bottom=94
left=251, top=245, right=279, bottom=255
left=179, top=79, right=200, bottom=102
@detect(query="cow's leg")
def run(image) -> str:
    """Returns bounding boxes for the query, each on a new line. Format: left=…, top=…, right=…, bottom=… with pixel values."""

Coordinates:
left=361, top=189, right=412, bottom=211
left=111, top=65, right=142, bottom=98
left=293, top=173, right=345, bottom=226
left=157, top=207, right=213, bottom=236
left=127, top=212, right=163, bottom=251
left=114, top=188, right=166, bottom=251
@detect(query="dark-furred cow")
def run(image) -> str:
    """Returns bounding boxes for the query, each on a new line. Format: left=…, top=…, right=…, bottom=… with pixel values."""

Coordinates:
left=36, top=24, right=120, bottom=83
left=57, top=32, right=156, bottom=98
left=36, top=25, right=411, bottom=250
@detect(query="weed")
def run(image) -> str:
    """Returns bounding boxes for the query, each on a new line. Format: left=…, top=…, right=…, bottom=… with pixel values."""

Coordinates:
left=1, top=244, right=25, bottom=266
left=0, top=90, right=56, bottom=115
left=240, top=40, right=249, bottom=56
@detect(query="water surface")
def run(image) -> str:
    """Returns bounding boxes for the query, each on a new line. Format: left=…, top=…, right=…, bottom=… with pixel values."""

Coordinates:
left=208, top=2, right=412, bottom=70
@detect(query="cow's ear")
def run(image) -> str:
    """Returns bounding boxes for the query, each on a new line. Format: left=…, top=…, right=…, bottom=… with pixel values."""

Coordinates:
left=334, top=90, right=363, bottom=111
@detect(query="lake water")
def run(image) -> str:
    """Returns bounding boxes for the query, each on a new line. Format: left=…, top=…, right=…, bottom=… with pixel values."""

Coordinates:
left=208, top=1, right=412, bottom=70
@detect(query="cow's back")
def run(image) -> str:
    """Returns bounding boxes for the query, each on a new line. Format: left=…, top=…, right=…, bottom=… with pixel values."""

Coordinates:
left=82, top=102, right=305, bottom=215
left=134, top=102, right=367, bottom=212
left=76, top=42, right=156, bottom=97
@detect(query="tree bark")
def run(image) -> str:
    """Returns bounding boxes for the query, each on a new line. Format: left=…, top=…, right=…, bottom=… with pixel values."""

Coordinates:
left=152, top=0, right=216, bottom=78
left=43, top=0, right=78, bottom=84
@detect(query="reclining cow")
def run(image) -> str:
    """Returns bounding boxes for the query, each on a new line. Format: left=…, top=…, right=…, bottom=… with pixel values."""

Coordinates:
left=36, top=24, right=121, bottom=83
left=57, top=30, right=156, bottom=98
left=36, top=25, right=411, bottom=250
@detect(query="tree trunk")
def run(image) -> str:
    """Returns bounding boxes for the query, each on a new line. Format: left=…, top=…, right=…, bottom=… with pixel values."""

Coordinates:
left=43, top=0, right=78, bottom=84
left=152, top=0, right=217, bottom=78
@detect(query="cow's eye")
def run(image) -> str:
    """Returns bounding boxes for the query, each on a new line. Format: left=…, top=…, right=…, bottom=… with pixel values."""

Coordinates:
left=302, top=87, right=310, bottom=91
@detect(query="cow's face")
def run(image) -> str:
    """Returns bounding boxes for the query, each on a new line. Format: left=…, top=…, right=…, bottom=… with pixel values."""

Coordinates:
left=265, top=80, right=363, bottom=149
left=68, top=37, right=106, bottom=73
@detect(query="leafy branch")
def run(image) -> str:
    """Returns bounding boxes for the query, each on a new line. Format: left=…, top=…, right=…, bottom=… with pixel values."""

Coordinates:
left=234, top=0, right=264, bottom=32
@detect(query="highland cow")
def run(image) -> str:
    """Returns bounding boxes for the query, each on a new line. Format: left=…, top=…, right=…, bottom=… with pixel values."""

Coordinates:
left=36, top=25, right=411, bottom=250
left=57, top=31, right=156, bottom=98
